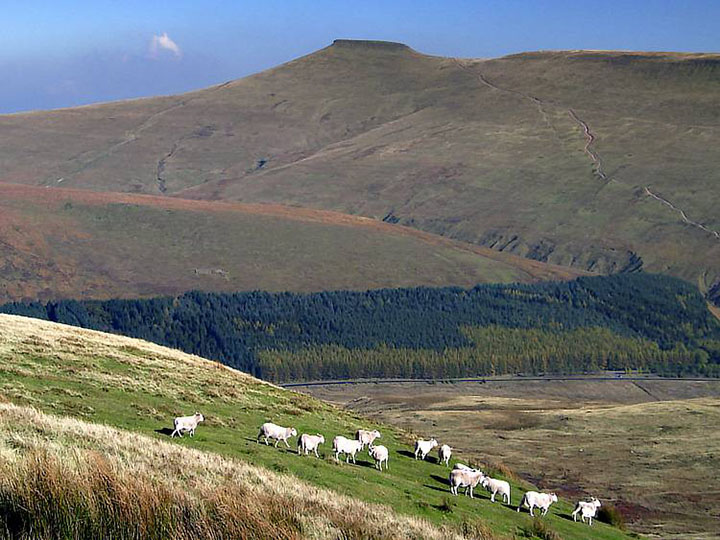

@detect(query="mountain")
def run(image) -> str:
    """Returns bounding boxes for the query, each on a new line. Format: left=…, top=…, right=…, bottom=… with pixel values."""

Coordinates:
left=1, top=39, right=718, bottom=301
left=0, top=313, right=636, bottom=540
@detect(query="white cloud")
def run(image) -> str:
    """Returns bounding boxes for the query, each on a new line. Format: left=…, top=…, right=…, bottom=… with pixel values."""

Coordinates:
left=149, top=32, right=182, bottom=58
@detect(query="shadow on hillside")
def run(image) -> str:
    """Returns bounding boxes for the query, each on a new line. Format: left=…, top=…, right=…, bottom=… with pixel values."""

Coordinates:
left=430, top=473, right=448, bottom=485
left=397, top=449, right=415, bottom=459
left=423, top=484, right=448, bottom=493
left=155, top=427, right=175, bottom=437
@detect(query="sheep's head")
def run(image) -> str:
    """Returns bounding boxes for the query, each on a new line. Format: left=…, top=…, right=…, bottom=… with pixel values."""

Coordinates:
left=290, top=428, right=298, bottom=437
left=373, top=430, right=381, bottom=438
left=593, top=498, right=601, bottom=508
left=317, top=434, right=325, bottom=444
left=195, top=413, right=205, bottom=422
left=550, top=493, right=558, bottom=503
left=430, top=439, right=438, bottom=448
left=480, top=476, right=489, bottom=487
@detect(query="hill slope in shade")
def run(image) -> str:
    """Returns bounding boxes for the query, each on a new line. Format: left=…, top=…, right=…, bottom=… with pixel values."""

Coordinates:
left=1, top=40, right=718, bottom=298
left=0, top=314, right=634, bottom=540
left=0, top=183, right=584, bottom=303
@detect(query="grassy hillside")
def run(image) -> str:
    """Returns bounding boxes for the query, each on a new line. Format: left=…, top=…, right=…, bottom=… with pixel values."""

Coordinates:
left=0, top=314, right=636, bottom=540
left=1, top=40, right=718, bottom=299
left=0, top=183, right=582, bottom=303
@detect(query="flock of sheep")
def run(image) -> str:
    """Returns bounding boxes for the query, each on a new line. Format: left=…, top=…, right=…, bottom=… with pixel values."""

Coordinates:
left=171, top=414, right=603, bottom=526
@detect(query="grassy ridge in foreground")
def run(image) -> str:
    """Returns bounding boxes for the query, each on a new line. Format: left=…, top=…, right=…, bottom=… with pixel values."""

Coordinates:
left=0, top=314, right=634, bottom=540
left=0, top=404, right=457, bottom=540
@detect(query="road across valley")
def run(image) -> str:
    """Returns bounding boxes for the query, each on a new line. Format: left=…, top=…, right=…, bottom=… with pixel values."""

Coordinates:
left=281, top=373, right=714, bottom=388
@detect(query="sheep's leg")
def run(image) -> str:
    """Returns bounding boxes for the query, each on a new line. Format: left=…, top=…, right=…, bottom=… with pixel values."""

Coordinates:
left=283, top=438, right=291, bottom=448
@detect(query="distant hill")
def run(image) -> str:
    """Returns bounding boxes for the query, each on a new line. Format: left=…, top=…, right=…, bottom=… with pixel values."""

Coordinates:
left=0, top=182, right=581, bottom=303
left=1, top=40, right=718, bottom=301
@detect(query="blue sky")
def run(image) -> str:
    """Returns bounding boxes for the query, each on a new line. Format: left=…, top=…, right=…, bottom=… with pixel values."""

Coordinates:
left=2, top=0, right=719, bottom=113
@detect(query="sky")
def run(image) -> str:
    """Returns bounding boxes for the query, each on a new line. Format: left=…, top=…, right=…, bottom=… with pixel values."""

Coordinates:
left=2, top=0, right=719, bottom=113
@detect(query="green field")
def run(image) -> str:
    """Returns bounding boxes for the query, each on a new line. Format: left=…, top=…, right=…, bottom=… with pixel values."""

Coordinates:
left=0, top=314, right=637, bottom=539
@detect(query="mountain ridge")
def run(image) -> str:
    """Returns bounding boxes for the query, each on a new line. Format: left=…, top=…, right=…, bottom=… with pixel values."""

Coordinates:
left=1, top=39, right=717, bottom=301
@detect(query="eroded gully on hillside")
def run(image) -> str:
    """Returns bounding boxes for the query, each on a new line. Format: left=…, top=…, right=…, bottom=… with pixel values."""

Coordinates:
left=452, top=59, right=719, bottom=242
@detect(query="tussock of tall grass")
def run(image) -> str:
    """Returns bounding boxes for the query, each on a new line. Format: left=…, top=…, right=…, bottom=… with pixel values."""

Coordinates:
left=0, top=403, right=482, bottom=540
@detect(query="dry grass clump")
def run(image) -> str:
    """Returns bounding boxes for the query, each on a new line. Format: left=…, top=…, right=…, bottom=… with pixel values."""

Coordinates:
left=519, top=518, right=563, bottom=540
left=0, top=450, right=309, bottom=540
left=0, top=403, right=462, bottom=540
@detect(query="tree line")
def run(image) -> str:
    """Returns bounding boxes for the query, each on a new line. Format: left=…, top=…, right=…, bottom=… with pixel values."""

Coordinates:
left=2, top=273, right=718, bottom=381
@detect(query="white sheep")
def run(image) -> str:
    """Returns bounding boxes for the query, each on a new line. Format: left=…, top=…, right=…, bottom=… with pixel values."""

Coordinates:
left=171, top=412, right=204, bottom=438
left=257, top=422, right=297, bottom=448
left=481, top=476, right=511, bottom=504
left=297, top=433, right=325, bottom=458
left=517, top=491, right=558, bottom=516
left=572, top=497, right=602, bottom=525
left=333, top=435, right=364, bottom=464
left=368, top=444, right=389, bottom=471
left=438, top=444, right=452, bottom=467
left=449, top=468, right=485, bottom=498
left=453, top=463, right=476, bottom=472
left=414, top=438, right=438, bottom=460
left=356, top=429, right=381, bottom=449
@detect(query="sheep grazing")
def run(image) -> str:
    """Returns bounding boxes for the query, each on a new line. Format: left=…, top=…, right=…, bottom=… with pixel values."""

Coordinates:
left=356, top=429, right=381, bottom=449
left=414, top=438, right=438, bottom=460
left=297, top=433, right=325, bottom=458
left=572, top=497, right=602, bottom=525
left=333, top=435, right=364, bottom=464
left=517, top=491, right=558, bottom=516
left=449, top=468, right=485, bottom=498
left=368, top=444, right=389, bottom=471
left=171, top=412, right=204, bottom=438
left=481, top=476, right=511, bottom=504
left=438, top=444, right=452, bottom=467
left=257, top=422, right=297, bottom=448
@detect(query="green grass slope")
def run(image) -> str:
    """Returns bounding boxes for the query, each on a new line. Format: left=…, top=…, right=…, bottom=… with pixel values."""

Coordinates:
left=0, top=40, right=717, bottom=298
left=0, top=183, right=584, bottom=303
left=0, top=314, right=636, bottom=540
